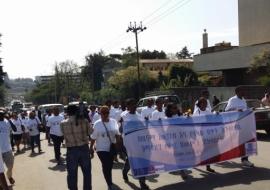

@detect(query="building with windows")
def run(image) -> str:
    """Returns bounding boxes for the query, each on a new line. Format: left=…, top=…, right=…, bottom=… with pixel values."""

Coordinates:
left=141, top=59, right=193, bottom=71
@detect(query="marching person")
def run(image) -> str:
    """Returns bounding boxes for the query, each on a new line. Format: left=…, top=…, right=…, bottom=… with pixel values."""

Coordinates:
left=47, top=107, right=64, bottom=164
left=120, top=99, right=150, bottom=190
left=141, top=99, right=155, bottom=120
left=20, top=111, right=30, bottom=150
left=27, top=111, right=43, bottom=154
left=261, top=92, right=270, bottom=106
left=61, top=105, right=92, bottom=190
left=44, top=109, right=52, bottom=145
left=193, top=90, right=212, bottom=114
left=10, top=112, right=24, bottom=153
left=90, top=106, right=120, bottom=190
left=193, top=97, right=216, bottom=173
left=0, top=146, right=9, bottom=190
left=0, top=111, right=17, bottom=185
left=225, top=87, right=254, bottom=167
left=165, top=103, right=188, bottom=180
left=151, top=98, right=166, bottom=120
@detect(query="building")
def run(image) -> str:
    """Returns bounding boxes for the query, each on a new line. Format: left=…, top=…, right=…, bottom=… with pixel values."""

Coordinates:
left=193, top=0, right=270, bottom=86
left=140, top=59, right=193, bottom=71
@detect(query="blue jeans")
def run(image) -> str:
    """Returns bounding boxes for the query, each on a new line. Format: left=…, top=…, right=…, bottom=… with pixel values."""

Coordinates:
left=66, top=144, right=92, bottom=190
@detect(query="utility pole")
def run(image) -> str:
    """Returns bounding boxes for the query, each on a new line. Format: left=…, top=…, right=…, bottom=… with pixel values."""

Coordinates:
left=126, top=21, right=146, bottom=98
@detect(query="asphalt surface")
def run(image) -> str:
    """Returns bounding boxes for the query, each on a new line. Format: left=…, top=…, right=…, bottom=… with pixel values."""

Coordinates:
left=7, top=132, right=270, bottom=190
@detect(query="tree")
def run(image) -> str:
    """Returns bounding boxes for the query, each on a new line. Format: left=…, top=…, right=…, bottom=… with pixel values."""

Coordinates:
left=108, top=66, right=158, bottom=99
left=140, top=50, right=167, bottom=59
left=249, top=49, right=270, bottom=86
left=121, top=47, right=136, bottom=68
left=169, top=65, right=198, bottom=86
left=176, top=46, right=192, bottom=59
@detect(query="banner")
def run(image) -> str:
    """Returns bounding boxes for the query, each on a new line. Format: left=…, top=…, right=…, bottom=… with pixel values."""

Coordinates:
left=123, top=110, right=257, bottom=178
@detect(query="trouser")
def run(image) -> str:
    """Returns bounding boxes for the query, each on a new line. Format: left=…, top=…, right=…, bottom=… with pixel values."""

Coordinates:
left=97, top=151, right=114, bottom=187
left=50, top=134, right=64, bottom=161
left=2, top=151, right=14, bottom=179
left=241, top=156, right=249, bottom=162
left=46, top=127, right=51, bottom=143
left=123, top=152, right=146, bottom=186
left=10, top=134, right=14, bottom=150
left=22, top=132, right=30, bottom=147
left=66, top=144, right=92, bottom=190
left=30, top=134, right=41, bottom=151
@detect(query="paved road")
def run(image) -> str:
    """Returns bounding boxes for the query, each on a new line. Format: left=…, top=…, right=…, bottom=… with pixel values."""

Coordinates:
left=8, top=132, right=270, bottom=190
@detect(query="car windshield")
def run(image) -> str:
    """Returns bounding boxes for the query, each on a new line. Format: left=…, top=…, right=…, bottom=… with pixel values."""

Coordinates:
left=246, top=100, right=261, bottom=108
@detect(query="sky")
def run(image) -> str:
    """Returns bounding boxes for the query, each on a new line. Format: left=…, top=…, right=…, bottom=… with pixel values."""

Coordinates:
left=0, top=0, right=238, bottom=79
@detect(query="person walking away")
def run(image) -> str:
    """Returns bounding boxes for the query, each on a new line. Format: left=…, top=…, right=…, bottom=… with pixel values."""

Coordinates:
left=43, top=109, right=52, bottom=145
left=10, top=112, right=24, bottom=153
left=225, top=87, right=254, bottom=167
left=90, top=106, right=120, bottom=190
left=120, top=99, right=150, bottom=190
left=47, top=107, right=64, bottom=165
left=193, top=97, right=216, bottom=173
left=60, top=105, right=92, bottom=190
left=27, top=111, right=43, bottom=154
left=0, top=111, right=17, bottom=185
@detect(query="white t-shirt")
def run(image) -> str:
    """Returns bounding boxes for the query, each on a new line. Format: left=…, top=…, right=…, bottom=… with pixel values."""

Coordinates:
left=91, top=118, right=120, bottom=152
left=0, top=120, right=12, bottom=153
left=92, top=113, right=101, bottom=124
left=141, top=107, right=155, bottom=120
left=45, top=115, right=51, bottom=127
left=48, top=115, right=64, bottom=136
left=151, top=110, right=166, bottom=120
left=11, top=118, right=23, bottom=135
left=122, top=112, right=142, bottom=122
left=193, top=99, right=212, bottom=114
left=193, top=108, right=212, bottom=116
left=0, top=146, right=5, bottom=173
left=225, top=95, right=247, bottom=112
left=27, top=118, right=41, bottom=136
left=20, top=117, right=29, bottom=133
left=110, top=107, right=121, bottom=121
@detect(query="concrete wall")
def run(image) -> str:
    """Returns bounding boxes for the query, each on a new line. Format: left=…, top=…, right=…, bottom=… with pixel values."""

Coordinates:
left=239, top=0, right=270, bottom=47
left=193, top=43, right=270, bottom=72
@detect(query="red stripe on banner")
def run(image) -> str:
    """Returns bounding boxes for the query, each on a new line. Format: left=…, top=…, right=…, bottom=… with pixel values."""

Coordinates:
left=198, top=139, right=256, bottom=165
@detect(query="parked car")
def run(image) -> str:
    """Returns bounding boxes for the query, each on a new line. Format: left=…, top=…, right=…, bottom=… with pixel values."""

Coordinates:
left=212, top=99, right=270, bottom=135
left=38, top=104, right=65, bottom=115
left=137, top=95, right=181, bottom=113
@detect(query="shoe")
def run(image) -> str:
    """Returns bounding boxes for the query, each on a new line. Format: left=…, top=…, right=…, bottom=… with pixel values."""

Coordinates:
left=242, top=160, right=254, bottom=167
left=9, top=177, right=15, bottom=185
left=140, top=182, right=150, bottom=190
left=122, top=171, right=129, bottom=182
left=206, top=166, right=216, bottom=173
left=180, top=170, right=188, bottom=180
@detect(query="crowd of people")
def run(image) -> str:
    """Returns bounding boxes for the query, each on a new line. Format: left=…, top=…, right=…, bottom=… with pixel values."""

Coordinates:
left=0, top=87, right=262, bottom=190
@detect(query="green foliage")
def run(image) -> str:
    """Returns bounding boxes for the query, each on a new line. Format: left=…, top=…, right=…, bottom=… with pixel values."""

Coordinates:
left=250, top=49, right=270, bottom=73
left=257, top=76, right=270, bottom=86
left=176, top=46, right=192, bottom=59
left=160, top=76, right=183, bottom=90
left=108, top=66, right=158, bottom=99
left=121, top=47, right=136, bottom=68
left=140, top=50, right=167, bottom=59
left=0, top=85, right=6, bottom=106
left=198, top=74, right=212, bottom=86
left=168, top=65, right=198, bottom=86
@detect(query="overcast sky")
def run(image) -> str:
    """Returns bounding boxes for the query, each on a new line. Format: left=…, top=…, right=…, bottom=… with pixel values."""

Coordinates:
left=0, top=0, right=238, bottom=79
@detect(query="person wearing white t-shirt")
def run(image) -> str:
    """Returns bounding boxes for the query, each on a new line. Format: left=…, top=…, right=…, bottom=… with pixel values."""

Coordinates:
left=90, top=106, right=120, bottom=190
left=20, top=111, right=30, bottom=149
left=27, top=111, right=43, bottom=154
left=120, top=99, right=149, bottom=190
left=10, top=112, right=24, bottom=153
left=225, top=87, right=254, bottom=167
left=0, top=111, right=17, bottom=185
left=141, top=99, right=155, bottom=120
left=151, top=98, right=166, bottom=120
left=48, top=107, right=64, bottom=164
left=0, top=146, right=9, bottom=190
left=193, top=97, right=216, bottom=173
left=193, top=90, right=212, bottom=114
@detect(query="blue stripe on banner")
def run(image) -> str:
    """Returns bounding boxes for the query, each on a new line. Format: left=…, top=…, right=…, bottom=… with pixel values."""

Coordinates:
left=123, top=109, right=253, bottom=135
